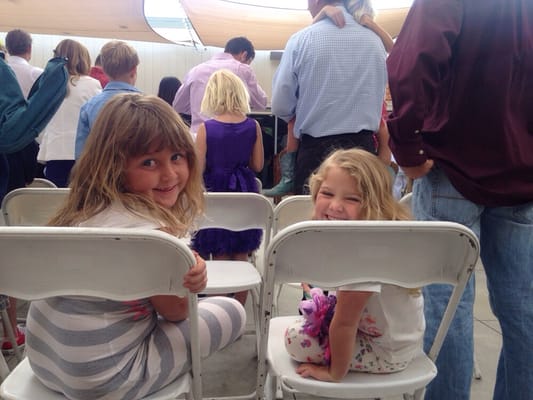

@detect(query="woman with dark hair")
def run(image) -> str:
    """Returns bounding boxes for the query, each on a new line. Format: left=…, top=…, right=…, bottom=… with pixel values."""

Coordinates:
left=157, top=76, right=181, bottom=106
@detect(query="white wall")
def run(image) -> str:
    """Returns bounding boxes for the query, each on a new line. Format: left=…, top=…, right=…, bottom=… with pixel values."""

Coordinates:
left=1, top=33, right=279, bottom=103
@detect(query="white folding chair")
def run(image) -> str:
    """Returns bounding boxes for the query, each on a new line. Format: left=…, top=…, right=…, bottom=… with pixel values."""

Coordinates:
left=272, top=195, right=313, bottom=235
left=0, top=347, right=9, bottom=383
left=254, top=177, right=263, bottom=193
left=256, top=220, right=479, bottom=400
left=0, top=226, right=201, bottom=400
left=0, top=296, right=12, bottom=383
left=1, top=187, right=69, bottom=226
left=27, top=178, right=57, bottom=189
left=399, top=192, right=413, bottom=208
left=0, top=188, right=69, bottom=363
left=196, top=193, right=273, bottom=343
left=271, top=195, right=313, bottom=312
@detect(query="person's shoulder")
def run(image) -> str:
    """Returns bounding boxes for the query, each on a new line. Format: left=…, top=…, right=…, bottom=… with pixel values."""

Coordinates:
left=234, top=61, right=255, bottom=76
left=190, top=58, right=216, bottom=74
left=31, top=63, right=44, bottom=72
left=98, top=81, right=140, bottom=95
left=180, top=62, right=211, bottom=85
left=79, top=75, right=102, bottom=87
left=287, top=21, right=327, bottom=48
left=290, top=23, right=316, bottom=40
left=84, top=88, right=106, bottom=102
left=80, top=89, right=107, bottom=112
left=6, top=55, right=25, bottom=65
left=80, top=203, right=161, bottom=229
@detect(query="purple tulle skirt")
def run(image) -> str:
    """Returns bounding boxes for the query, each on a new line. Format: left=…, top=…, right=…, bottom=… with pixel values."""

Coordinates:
left=191, top=228, right=262, bottom=257
left=194, top=164, right=262, bottom=256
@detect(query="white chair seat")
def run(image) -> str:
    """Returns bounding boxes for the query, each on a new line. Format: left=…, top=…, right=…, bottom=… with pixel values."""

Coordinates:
left=267, top=316, right=436, bottom=399
left=203, top=260, right=262, bottom=294
left=195, top=192, right=274, bottom=360
left=204, top=260, right=263, bottom=351
left=1, top=358, right=191, bottom=400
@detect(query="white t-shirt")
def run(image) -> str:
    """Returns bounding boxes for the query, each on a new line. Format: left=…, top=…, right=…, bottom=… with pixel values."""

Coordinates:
left=7, top=55, right=43, bottom=98
left=77, top=203, right=161, bottom=229
left=339, top=282, right=425, bottom=363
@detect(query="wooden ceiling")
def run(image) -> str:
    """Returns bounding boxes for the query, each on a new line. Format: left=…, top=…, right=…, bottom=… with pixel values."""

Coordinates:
left=1, top=0, right=409, bottom=50
left=0, top=0, right=171, bottom=44
left=181, top=0, right=409, bottom=50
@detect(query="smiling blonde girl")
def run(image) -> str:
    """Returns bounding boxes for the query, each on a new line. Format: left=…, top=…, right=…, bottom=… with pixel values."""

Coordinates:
left=285, top=149, right=423, bottom=382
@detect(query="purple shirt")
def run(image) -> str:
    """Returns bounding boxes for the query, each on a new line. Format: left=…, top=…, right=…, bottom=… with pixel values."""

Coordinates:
left=172, top=52, right=268, bottom=134
left=387, top=0, right=533, bottom=207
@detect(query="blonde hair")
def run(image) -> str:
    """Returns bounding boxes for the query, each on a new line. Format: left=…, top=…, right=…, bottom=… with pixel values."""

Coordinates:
left=309, top=148, right=410, bottom=221
left=99, top=40, right=139, bottom=80
left=200, top=69, right=250, bottom=117
left=53, top=39, right=91, bottom=79
left=49, top=94, right=204, bottom=235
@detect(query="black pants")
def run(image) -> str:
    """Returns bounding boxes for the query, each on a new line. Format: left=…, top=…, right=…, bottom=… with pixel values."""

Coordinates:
left=44, top=159, right=75, bottom=188
left=294, top=131, right=376, bottom=195
left=6, top=140, right=40, bottom=192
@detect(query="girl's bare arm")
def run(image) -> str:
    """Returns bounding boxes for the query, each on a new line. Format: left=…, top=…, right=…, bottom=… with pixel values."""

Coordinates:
left=195, top=123, right=207, bottom=172
left=150, top=252, right=207, bottom=321
left=249, top=120, right=264, bottom=172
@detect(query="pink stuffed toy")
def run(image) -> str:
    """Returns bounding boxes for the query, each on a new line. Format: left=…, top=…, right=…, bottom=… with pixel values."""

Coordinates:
left=298, top=287, right=337, bottom=363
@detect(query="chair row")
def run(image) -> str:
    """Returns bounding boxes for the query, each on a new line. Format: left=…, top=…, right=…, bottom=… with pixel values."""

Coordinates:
left=1, top=186, right=309, bottom=236
left=0, top=188, right=480, bottom=400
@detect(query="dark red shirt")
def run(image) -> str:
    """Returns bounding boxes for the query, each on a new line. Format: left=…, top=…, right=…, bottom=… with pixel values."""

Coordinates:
left=89, top=66, right=109, bottom=89
left=387, top=0, right=533, bottom=206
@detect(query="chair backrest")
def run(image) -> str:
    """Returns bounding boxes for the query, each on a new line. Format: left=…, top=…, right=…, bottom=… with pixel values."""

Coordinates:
left=28, top=178, right=57, bottom=188
left=260, top=220, right=479, bottom=365
left=272, top=195, right=313, bottom=234
left=255, top=177, right=263, bottom=193
left=1, top=187, right=69, bottom=226
left=196, top=192, right=274, bottom=247
left=400, top=192, right=413, bottom=208
left=0, top=226, right=202, bottom=399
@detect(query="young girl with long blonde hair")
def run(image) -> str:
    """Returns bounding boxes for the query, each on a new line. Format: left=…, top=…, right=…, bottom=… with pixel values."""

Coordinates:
left=285, top=148, right=423, bottom=382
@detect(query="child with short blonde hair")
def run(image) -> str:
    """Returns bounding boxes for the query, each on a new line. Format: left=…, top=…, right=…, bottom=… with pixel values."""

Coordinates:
left=192, top=69, right=264, bottom=305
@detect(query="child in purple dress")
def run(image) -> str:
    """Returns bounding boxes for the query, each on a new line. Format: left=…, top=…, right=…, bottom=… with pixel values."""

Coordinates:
left=192, top=69, right=264, bottom=305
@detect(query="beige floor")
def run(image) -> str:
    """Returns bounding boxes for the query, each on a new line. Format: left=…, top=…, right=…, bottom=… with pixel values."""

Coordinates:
left=3, top=261, right=501, bottom=399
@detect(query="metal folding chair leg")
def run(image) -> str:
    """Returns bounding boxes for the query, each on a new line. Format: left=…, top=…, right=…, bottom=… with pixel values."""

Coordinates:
left=473, top=353, right=482, bottom=380
left=0, top=297, right=23, bottom=362
left=0, top=351, right=9, bottom=382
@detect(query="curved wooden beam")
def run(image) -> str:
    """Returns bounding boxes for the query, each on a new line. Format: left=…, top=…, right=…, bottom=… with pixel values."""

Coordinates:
left=181, top=0, right=409, bottom=50
left=0, top=0, right=170, bottom=44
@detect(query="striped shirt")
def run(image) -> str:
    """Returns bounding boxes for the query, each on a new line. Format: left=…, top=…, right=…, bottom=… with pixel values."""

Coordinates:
left=26, top=205, right=246, bottom=399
